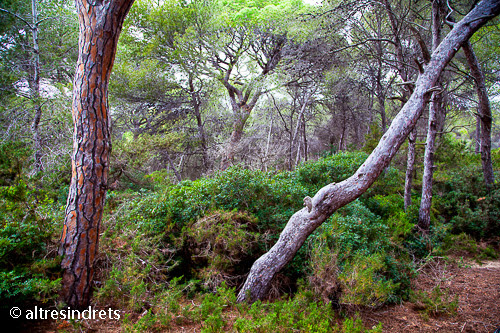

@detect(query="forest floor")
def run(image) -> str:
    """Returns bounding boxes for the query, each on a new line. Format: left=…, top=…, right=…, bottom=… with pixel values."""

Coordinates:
left=20, top=257, right=500, bottom=333
left=358, top=257, right=500, bottom=333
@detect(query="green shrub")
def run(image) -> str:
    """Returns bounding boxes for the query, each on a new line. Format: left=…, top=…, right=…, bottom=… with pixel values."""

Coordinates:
left=233, top=291, right=335, bottom=333
left=0, top=178, right=63, bottom=307
left=184, top=210, right=262, bottom=290
left=295, top=152, right=367, bottom=192
left=341, top=314, right=383, bottom=333
left=337, top=253, right=399, bottom=308
left=411, top=285, right=458, bottom=319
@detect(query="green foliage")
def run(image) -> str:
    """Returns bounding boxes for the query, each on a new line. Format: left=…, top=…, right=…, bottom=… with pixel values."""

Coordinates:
left=307, top=198, right=418, bottom=305
left=0, top=141, right=30, bottom=185
left=96, top=218, right=178, bottom=311
left=337, top=253, right=399, bottom=308
left=362, top=123, right=383, bottom=154
left=411, top=285, right=458, bottom=319
left=436, top=165, right=500, bottom=239
left=0, top=178, right=63, bottom=307
left=295, top=152, right=367, bottom=193
left=185, top=210, right=261, bottom=290
left=234, top=290, right=335, bottom=332
left=317, top=200, right=389, bottom=261
left=341, top=314, right=383, bottom=333
left=436, top=233, right=499, bottom=260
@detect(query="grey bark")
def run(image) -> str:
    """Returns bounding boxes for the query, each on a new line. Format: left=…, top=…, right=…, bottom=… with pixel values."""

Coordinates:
left=236, top=0, right=500, bottom=303
left=418, top=91, right=444, bottom=230
left=382, top=0, right=416, bottom=208
left=30, top=0, right=43, bottom=173
left=418, top=0, right=445, bottom=231
left=462, top=41, right=495, bottom=188
left=404, top=128, right=417, bottom=210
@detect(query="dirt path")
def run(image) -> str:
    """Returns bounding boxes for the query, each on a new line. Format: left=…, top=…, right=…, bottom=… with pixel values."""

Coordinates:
left=361, top=259, right=500, bottom=332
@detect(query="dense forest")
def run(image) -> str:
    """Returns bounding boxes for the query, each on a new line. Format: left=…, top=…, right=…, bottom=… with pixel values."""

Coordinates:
left=1, top=0, right=500, bottom=331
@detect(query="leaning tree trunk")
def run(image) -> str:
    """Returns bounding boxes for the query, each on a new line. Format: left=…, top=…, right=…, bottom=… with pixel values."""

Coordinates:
left=59, top=0, right=134, bottom=309
left=236, top=0, right=500, bottom=303
left=463, top=41, right=495, bottom=188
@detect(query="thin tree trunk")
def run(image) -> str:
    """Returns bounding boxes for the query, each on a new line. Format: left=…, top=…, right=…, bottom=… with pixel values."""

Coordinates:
left=383, top=0, right=416, bottom=208
left=302, top=117, right=308, bottom=162
left=189, top=76, right=210, bottom=171
left=236, top=0, right=500, bottom=303
left=418, top=0, right=444, bottom=231
left=404, top=128, right=417, bottom=210
left=59, top=0, right=134, bottom=309
left=475, top=115, right=481, bottom=154
left=418, top=91, right=443, bottom=230
left=165, top=151, right=182, bottom=183
left=264, top=109, right=274, bottom=172
left=30, top=0, right=43, bottom=173
left=295, top=140, right=301, bottom=167
left=463, top=41, right=495, bottom=188
left=292, top=90, right=313, bottom=165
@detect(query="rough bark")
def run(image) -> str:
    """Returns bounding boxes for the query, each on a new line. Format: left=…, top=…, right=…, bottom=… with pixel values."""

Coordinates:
left=236, top=0, right=500, bottom=303
left=463, top=41, right=495, bottom=188
left=59, top=0, right=134, bottom=309
left=418, top=0, right=445, bottom=231
left=221, top=107, right=252, bottom=170
left=188, top=76, right=210, bottom=171
left=382, top=0, right=416, bottom=208
left=418, top=90, right=444, bottom=230
left=291, top=90, right=314, bottom=166
left=30, top=0, right=43, bottom=173
left=404, top=128, right=417, bottom=210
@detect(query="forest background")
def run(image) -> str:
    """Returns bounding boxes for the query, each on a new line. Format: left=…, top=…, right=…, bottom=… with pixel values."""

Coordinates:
left=0, top=0, right=499, bottom=331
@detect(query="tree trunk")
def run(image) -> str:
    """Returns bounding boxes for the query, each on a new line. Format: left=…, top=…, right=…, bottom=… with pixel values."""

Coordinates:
left=264, top=109, right=274, bottom=172
left=475, top=114, right=481, bottom=154
left=418, top=91, right=444, bottom=230
left=188, top=76, right=210, bottom=171
left=383, top=0, right=416, bottom=210
left=404, top=128, right=417, bottom=210
left=302, top=117, right=308, bottom=162
left=30, top=0, right=43, bottom=173
left=418, top=0, right=445, bottom=231
left=236, top=0, right=500, bottom=303
left=462, top=41, right=495, bottom=188
left=59, top=0, right=134, bottom=309
left=221, top=111, right=249, bottom=170
left=291, top=90, right=313, bottom=166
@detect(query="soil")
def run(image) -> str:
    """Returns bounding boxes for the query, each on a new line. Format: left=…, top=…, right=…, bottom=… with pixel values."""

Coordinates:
left=15, top=258, right=500, bottom=332
left=359, top=258, right=500, bottom=333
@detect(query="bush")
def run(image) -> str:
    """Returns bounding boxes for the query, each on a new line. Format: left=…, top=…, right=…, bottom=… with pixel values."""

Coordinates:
left=436, top=165, right=500, bottom=240
left=184, top=210, right=262, bottom=290
left=306, top=199, right=414, bottom=306
left=411, top=285, right=458, bottom=319
left=0, top=178, right=63, bottom=307
left=233, top=290, right=335, bottom=333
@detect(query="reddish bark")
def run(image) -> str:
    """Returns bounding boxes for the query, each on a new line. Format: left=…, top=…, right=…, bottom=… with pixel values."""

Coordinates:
left=236, top=0, right=500, bottom=303
left=59, top=0, right=134, bottom=309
